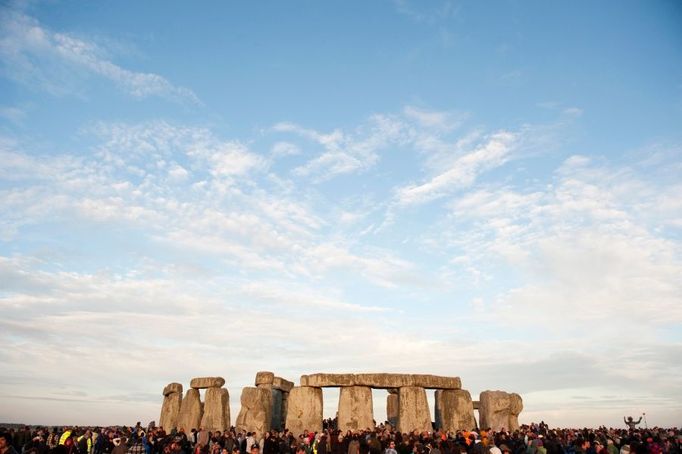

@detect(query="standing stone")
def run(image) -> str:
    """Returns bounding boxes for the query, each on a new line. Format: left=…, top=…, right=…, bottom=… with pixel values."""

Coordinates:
left=509, top=393, right=523, bottom=431
left=281, top=392, right=289, bottom=427
left=236, top=387, right=272, bottom=435
left=436, top=389, right=476, bottom=432
left=386, top=390, right=399, bottom=428
left=160, top=386, right=183, bottom=431
left=479, top=391, right=523, bottom=431
left=177, top=388, right=203, bottom=431
left=434, top=391, right=443, bottom=430
left=163, top=383, right=183, bottom=396
left=256, top=382, right=275, bottom=432
left=397, top=387, right=431, bottom=434
left=271, top=389, right=284, bottom=430
left=201, top=387, right=230, bottom=431
left=338, top=386, right=374, bottom=432
left=285, top=386, right=323, bottom=437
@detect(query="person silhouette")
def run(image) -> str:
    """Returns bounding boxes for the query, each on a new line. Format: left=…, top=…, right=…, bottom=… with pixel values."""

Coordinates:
left=624, top=415, right=642, bottom=430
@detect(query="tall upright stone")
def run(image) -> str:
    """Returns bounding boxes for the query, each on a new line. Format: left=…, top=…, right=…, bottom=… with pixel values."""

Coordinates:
left=160, top=383, right=183, bottom=431
left=337, top=386, right=374, bottom=432
left=397, top=386, right=431, bottom=434
left=386, top=390, right=399, bottom=428
left=281, top=391, right=289, bottom=427
left=236, top=387, right=272, bottom=435
left=201, top=387, right=230, bottom=431
left=436, top=389, right=476, bottom=432
left=285, top=386, right=323, bottom=436
left=509, top=393, right=523, bottom=431
left=177, top=388, right=203, bottom=431
left=479, top=391, right=523, bottom=431
left=271, top=389, right=284, bottom=430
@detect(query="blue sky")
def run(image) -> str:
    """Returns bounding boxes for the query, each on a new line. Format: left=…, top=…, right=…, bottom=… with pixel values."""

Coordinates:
left=1, top=0, right=681, bottom=428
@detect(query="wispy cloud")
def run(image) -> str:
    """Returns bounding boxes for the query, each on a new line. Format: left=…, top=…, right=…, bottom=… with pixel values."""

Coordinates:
left=393, top=0, right=459, bottom=24
left=1, top=106, right=681, bottom=427
left=0, top=9, right=199, bottom=103
left=273, top=114, right=412, bottom=181
left=395, top=130, right=517, bottom=205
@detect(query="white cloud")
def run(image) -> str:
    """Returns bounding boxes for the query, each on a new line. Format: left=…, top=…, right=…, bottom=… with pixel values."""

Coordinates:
left=275, top=114, right=411, bottom=181
left=270, top=141, right=301, bottom=157
left=0, top=9, right=199, bottom=103
left=439, top=154, right=682, bottom=330
left=1, top=108, right=681, bottom=427
left=402, top=105, right=464, bottom=132
left=396, top=131, right=517, bottom=205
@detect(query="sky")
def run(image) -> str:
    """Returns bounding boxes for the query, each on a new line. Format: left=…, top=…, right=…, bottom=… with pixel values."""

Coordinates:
left=0, top=0, right=681, bottom=429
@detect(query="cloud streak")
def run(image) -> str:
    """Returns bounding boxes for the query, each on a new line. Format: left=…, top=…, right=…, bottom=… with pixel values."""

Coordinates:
left=0, top=9, right=199, bottom=103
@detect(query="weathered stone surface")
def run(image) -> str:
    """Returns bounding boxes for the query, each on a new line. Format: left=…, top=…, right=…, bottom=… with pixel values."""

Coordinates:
left=273, top=376, right=294, bottom=392
left=255, top=371, right=275, bottom=386
left=434, top=391, right=443, bottom=430
left=509, top=393, right=523, bottom=431
left=281, top=392, right=289, bottom=427
left=479, top=391, right=523, bottom=431
left=337, top=386, right=374, bottom=432
left=355, top=374, right=414, bottom=388
left=177, top=388, right=203, bottom=431
left=163, top=382, right=183, bottom=396
left=410, top=374, right=461, bottom=390
left=436, top=389, right=476, bottom=432
left=236, top=387, right=272, bottom=435
left=200, top=387, right=230, bottom=431
left=256, top=384, right=275, bottom=429
left=397, top=386, right=431, bottom=434
left=301, top=373, right=355, bottom=387
left=300, top=373, right=460, bottom=389
left=190, top=376, right=225, bottom=389
left=271, top=389, right=284, bottom=430
left=285, top=386, right=323, bottom=436
left=386, top=392, right=399, bottom=427
left=159, top=390, right=182, bottom=431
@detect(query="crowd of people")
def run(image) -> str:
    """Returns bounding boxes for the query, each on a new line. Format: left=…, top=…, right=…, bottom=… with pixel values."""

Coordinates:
left=1, top=419, right=680, bottom=454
